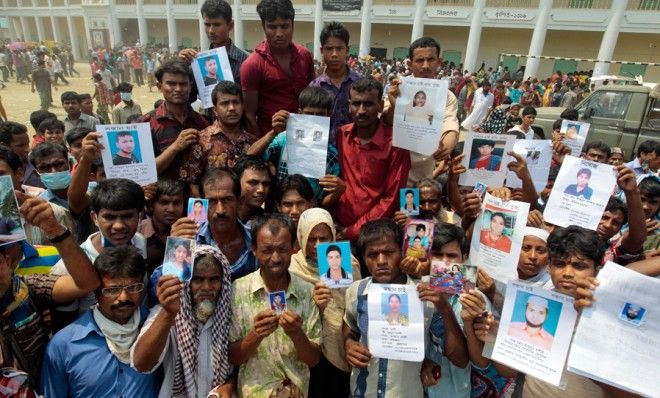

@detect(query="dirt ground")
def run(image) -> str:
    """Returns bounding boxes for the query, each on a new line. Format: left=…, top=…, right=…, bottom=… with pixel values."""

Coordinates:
left=0, top=62, right=162, bottom=133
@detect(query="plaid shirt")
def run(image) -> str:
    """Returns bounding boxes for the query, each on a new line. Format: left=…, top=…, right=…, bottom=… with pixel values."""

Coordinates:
left=220, top=41, right=249, bottom=83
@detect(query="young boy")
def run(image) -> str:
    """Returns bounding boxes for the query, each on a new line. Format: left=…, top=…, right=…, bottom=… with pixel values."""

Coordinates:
left=247, top=86, right=343, bottom=207
left=38, top=118, right=66, bottom=145
left=342, top=219, right=468, bottom=398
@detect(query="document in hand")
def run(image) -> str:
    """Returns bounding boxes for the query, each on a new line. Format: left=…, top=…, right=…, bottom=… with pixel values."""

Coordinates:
left=285, top=113, right=330, bottom=179
left=559, top=119, right=590, bottom=157
left=191, top=46, right=234, bottom=109
left=459, top=132, right=515, bottom=188
left=567, top=262, right=660, bottom=398
left=98, top=122, right=157, bottom=186
left=505, top=139, right=553, bottom=192
left=392, top=77, right=448, bottom=156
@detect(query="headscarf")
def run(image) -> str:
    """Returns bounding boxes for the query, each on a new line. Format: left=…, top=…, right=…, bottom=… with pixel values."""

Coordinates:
left=172, top=245, right=233, bottom=397
left=290, top=208, right=337, bottom=284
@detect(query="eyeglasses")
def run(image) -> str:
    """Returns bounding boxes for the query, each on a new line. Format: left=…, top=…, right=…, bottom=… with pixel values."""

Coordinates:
left=101, top=282, right=145, bottom=297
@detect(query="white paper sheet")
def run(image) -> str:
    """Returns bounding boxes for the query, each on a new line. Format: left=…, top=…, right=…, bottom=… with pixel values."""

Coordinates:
left=468, top=193, right=529, bottom=282
left=285, top=113, right=330, bottom=179
left=492, top=281, right=578, bottom=386
left=543, top=155, right=616, bottom=230
left=367, top=283, right=425, bottom=362
left=506, top=139, right=553, bottom=192
left=459, top=133, right=515, bottom=188
left=98, top=123, right=157, bottom=186
left=191, top=46, right=234, bottom=109
left=392, top=77, right=448, bottom=155
left=567, top=262, right=660, bottom=398
left=559, top=119, right=590, bottom=157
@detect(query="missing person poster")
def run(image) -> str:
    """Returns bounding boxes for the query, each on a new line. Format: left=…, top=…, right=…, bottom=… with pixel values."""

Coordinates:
left=286, top=113, right=330, bottom=179
left=0, top=175, right=26, bottom=246
left=191, top=46, right=234, bottom=109
left=317, top=241, right=353, bottom=288
left=543, top=155, right=616, bottom=230
left=367, top=283, right=425, bottom=361
left=392, top=77, right=448, bottom=156
left=98, top=123, right=157, bottom=186
left=468, top=193, right=529, bottom=282
left=162, top=236, right=195, bottom=282
left=559, top=119, right=590, bottom=157
left=567, top=262, right=660, bottom=398
left=402, top=219, right=434, bottom=259
left=492, top=281, right=578, bottom=386
left=506, top=139, right=553, bottom=192
left=459, top=133, right=515, bottom=188
left=400, top=188, right=420, bottom=216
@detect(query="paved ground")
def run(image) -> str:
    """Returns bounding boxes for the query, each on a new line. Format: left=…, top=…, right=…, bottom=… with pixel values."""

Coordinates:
left=0, top=63, right=162, bottom=135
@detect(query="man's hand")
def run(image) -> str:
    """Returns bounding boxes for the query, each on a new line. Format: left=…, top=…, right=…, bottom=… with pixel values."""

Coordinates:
left=472, top=313, right=498, bottom=343
left=386, top=78, right=401, bottom=109
left=417, top=282, right=451, bottom=313
left=573, top=276, right=599, bottom=313
left=400, top=256, right=429, bottom=278
left=312, top=282, right=332, bottom=313
left=80, top=132, right=104, bottom=162
left=449, top=154, right=466, bottom=180
left=432, top=143, right=451, bottom=163
left=172, top=129, right=199, bottom=153
left=143, top=183, right=158, bottom=203
left=157, top=275, right=185, bottom=317
left=420, top=358, right=441, bottom=387
left=527, top=209, right=545, bottom=228
left=319, top=175, right=346, bottom=195
left=552, top=140, right=571, bottom=165
left=459, top=290, right=487, bottom=323
left=646, top=218, right=659, bottom=235
left=271, top=110, right=290, bottom=134
left=392, top=211, right=409, bottom=229
left=17, top=192, right=64, bottom=237
left=476, top=268, right=495, bottom=301
left=178, top=48, right=198, bottom=64
left=615, top=165, right=637, bottom=194
left=489, top=187, right=512, bottom=201
left=462, top=192, right=482, bottom=219
left=345, top=339, right=372, bottom=368
left=506, top=151, right=530, bottom=180
left=252, top=310, right=280, bottom=339
left=279, top=311, right=304, bottom=337
left=169, top=217, right=198, bottom=239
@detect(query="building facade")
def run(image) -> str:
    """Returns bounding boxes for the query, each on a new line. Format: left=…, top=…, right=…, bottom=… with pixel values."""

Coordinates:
left=1, top=0, right=659, bottom=80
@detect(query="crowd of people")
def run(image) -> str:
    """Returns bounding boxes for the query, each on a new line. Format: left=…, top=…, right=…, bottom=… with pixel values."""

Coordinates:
left=0, top=0, right=658, bottom=397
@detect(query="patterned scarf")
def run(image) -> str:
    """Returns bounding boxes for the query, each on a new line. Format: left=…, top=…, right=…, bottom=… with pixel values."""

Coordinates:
left=172, top=245, right=233, bottom=397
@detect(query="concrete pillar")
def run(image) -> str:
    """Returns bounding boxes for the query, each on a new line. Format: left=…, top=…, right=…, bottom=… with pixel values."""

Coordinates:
left=312, top=0, right=323, bottom=61
left=358, top=0, right=373, bottom=58
left=51, top=17, right=63, bottom=44
left=108, top=0, right=122, bottom=48
left=35, top=16, right=46, bottom=42
left=136, top=0, right=149, bottom=46
left=166, top=0, right=178, bottom=53
left=198, top=0, right=209, bottom=50
left=233, top=0, right=243, bottom=49
left=463, top=0, right=485, bottom=73
left=524, top=0, right=552, bottom=79
left=593, top=0, right=628, bottom=77
left=82, top=13, right=93, bottom=51
left=8, top=17, right=18, bottom=42
left=67, top=15, right=82, bottom=59
left=19, top=16, right=30, bottom=41
left=411, top=0, right=426, bottom=42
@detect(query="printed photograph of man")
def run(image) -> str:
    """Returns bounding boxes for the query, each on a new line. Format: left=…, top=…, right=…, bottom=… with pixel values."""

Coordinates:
left=469, top=139, right=502, bottom=171
left=203, top=56, right=219, bottom=86
left=111, top=131, right=141, bottom=166
left=382, top=293, right=409, bottom=326
left=508, top=294, right=556, bottom=351
left=269, top=291, right=287, bottom=314
left=619, top=303, right=646, bottom=326
left=564, top=167, right=593, bottom=200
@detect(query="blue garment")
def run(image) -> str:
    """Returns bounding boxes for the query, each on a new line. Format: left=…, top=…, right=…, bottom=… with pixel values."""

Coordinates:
left=196, top=220, right=257, bottom=280
left=625, top=158, right=645, bottom=176
left=563, top=184, right=593, bottom=200
left=38, top=189, right=69, bottom=209
left=40, top=308, right=159, bottom=398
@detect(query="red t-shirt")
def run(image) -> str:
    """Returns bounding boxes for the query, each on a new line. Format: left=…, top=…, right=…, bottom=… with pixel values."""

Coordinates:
left=240, top=40, right=314, bottom=137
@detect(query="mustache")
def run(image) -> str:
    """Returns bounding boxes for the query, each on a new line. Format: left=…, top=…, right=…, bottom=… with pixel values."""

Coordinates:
left=213, top=213, right=230, bottom=221
left=111, top=301, right=135, bottom=310
left=193, top=290, right=216, bottom=301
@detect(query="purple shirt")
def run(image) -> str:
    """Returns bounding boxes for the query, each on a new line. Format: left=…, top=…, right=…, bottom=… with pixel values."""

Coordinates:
left=309, top=67, right=362, bottom=146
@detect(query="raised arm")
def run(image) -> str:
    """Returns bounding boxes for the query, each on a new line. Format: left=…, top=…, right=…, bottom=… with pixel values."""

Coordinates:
left=67, top=132, right=102, bottom=215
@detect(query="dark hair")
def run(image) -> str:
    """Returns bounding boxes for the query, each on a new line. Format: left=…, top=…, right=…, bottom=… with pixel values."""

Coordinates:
left=560, top=108, right=578, bottom=121
left=90, top=157, right=104, bottom=174
left=478, top=139, right=495, bottom=148
left=491, top=212, right=506, bottom=223
left=153, top=179, right=186, bottom=202
left=0, top=147, right=22, bottom=172
left=276, top=174, right=314, bottom=203
left=405, top=189, right=414, bottom=197
left=358, top=218, right=403, bottom=253
left=320, top=21, right=349, bottom=47
left=92, top=73, right=102, bottom=82
left=65, top=127, right=93, bottom=145
left=431, top=222, right=467, bottom=257
left=201, top=167, right=241, bottom=198
left=155, top=59, right=192, bottom=83
left=584, top=140, right=611, bottom=159
left=211, top=81, right=244, bottom=106
left=547, top=225, right=605, bottom=268
left=604, top=196, right=628, bottom=226
left=60, top=91, right=80, bottom=103
left=116, top=82, right=133, bottom=93
left=412, top=91, right=426, bottom=107
left=251, top=213, right=296, bottom=245
left=0, top=121, right=28, bottom=146
left=576, top=167, right=592, bottom=178
left=256, top=0, right=295, bottom=23
left=638, top=176, right=660, bottom=199
left=201, top=0, right=233, bottom=21
left=115, top=131, right=134, bottom=143
left=326, top=244, right=341, bottom=256
left=234, top=155, right=270, bottom=181
left=522, top=106, right=537, bottom=117
left=408, top=37, right=440, bottom=60
left=126, top=114, right=143, bottom=124
left=30, top=110, right=57, bottom=131
left=90, top=178, right=145, bottom=214
left=299, top=86, right=333, bottom=111
left=350, top=77, right=384, bottom=101
left=154, top=99, right=165, bottom=109
left=552, top=119, right=563, bottom=131
left=28, top=143, right=69, bottom=168
left=37, top=118, right=65, bottom=135
left=548, top=165, right=560, bottom=181
left=637, top=140, right=658, bottom=158
left=415, top=224, right=426, bottom=232
left=77, top=93, right=92, bottom=101
left=94, top=245, right=146, bottom=280
left=204, top=56, right=217, bottom=66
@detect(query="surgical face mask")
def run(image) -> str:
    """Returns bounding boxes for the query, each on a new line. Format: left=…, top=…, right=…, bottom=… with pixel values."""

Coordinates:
left=120, top=92, right=132, bottom=102
left=40, top=170, right=71, bottom=190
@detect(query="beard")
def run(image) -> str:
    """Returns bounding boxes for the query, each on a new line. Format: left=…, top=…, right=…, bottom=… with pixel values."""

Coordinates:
left=194, top=299, right=216, bottom=323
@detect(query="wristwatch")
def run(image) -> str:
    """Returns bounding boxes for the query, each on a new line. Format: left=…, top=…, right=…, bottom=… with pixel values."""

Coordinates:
left=49, top=227, right=71, bottom=244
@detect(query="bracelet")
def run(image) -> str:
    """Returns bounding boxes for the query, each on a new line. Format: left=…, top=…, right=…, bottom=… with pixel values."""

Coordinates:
left=49, top=227, right=71, bottom=244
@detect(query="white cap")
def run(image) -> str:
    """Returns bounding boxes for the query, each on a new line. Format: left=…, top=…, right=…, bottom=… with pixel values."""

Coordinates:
left=524, top=227, right=549, bottom=242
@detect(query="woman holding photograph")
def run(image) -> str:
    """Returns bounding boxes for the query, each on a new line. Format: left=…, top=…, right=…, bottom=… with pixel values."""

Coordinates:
left=288, top=208, right=361, bottom=398
left=163, top=241, right=192, bottom=281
